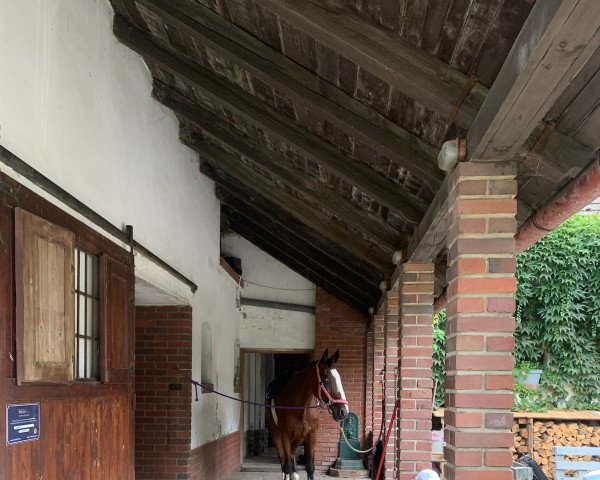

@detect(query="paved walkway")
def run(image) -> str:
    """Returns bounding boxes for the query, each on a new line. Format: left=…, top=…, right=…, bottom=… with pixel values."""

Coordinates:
left=228, top=472, right=357, bottom=480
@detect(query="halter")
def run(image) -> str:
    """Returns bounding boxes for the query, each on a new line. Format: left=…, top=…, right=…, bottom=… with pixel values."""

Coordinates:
left=316, top=364, right=348, bottom=407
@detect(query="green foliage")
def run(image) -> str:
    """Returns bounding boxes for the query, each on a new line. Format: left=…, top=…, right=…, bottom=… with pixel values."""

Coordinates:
left=516, top=213, right=600, bottom=410
left=432, top=310, right=446, bottom=408
left=431, top=214, right=600, bottom=411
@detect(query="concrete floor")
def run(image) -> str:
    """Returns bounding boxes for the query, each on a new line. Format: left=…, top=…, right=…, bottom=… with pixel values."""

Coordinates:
left=228, top=473, right=365, bottom=480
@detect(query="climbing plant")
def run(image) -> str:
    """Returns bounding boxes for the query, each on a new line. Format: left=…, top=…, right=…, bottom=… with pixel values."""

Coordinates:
left=515, top=213, right=600, bottom=410
left=432, top=309, right=446, bottom=408
left=432, top=213, right=600, bottom=411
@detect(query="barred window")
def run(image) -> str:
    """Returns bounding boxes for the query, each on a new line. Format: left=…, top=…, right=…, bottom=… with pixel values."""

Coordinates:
left=74, top=248, right=100, bottom=380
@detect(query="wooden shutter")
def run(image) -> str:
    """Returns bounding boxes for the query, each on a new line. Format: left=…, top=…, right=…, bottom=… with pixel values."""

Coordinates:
left=100, top=254, right=133, bottom=383
left=15, top=208, right=75, bottom=384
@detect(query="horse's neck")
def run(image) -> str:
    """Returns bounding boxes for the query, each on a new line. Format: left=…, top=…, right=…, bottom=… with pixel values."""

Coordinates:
left=280, top=369, right=316, bottom=406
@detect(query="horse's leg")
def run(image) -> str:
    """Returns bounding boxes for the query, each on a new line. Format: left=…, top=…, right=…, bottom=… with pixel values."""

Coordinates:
left=270, top=429, right=286, bottom=478
left=281, top=436, right=294, bottom=480
left=305, top=433, right=317, bottom=480
left=290, top=441, right=301, bottom=480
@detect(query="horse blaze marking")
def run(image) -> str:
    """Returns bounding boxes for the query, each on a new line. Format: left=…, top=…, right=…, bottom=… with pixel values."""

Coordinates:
left=331, top=369, right=347, bottom=400
left=271, top=398, right=278, bottom=427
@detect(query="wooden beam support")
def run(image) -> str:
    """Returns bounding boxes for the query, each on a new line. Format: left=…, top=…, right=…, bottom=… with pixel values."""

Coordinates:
left=113, top=16, right=421, bottom=220
left=250, top=0, right=488, bottom=128
left=197, top=157, right=392, bottom=270
left=135, top=0, right=442, bottom=189
left=227, top=212, right=372, bottom=313
left=154, top=82, right=410, bottom=242
left=189, top=138, right=395, bottom=265
left=227, top=209, right=379, bottom=306
left=467, top=0, right=600, bottom=160
left=225, top=204, right=381, bottom=300
left=216, top=187, right=385, bottom=287
left=406, top=177, right=449, bottom=263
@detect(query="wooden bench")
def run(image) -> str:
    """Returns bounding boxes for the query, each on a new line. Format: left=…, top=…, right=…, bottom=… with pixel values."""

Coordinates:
left=554, top=446, right=600, bottom=479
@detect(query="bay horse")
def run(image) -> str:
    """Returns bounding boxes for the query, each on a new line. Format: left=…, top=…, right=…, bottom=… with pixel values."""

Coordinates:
left=266, top=349, right=349, bottom=480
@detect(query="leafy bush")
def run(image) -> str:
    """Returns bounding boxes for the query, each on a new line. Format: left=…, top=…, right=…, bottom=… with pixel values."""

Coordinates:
left=432, top=213, right=600, bottom=411
left=516, top=213, right=600, bottom=409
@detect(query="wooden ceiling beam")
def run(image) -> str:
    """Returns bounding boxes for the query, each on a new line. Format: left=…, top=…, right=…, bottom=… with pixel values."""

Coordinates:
left=113, top=16, right=424, bottom=220
left=250, top=0, right=488, bottom=128
left=226, top=211, right=373, bottom=313
left=135, top=0, right=442, bottom=189
left=227, top=209, right=379, bottom=305
left=467, top=0, right=600, bottom=161
left=216, top=187, right=386, bottom=288
left=187, top=137, right=396, bottom=265
left=155, top=82, right=409, bottom=242
left=197, top=156, right=393, bottom=270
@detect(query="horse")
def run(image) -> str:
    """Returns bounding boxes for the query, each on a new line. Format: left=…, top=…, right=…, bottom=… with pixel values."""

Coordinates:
left=266, top=349, right=349, bottom=480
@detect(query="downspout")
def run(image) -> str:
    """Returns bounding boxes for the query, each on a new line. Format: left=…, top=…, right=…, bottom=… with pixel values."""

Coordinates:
left=515, top=152, right=600, bottom=253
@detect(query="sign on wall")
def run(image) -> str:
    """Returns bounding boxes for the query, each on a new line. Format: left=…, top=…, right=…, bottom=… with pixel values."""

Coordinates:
left=6, top=403, right=40, bottom=445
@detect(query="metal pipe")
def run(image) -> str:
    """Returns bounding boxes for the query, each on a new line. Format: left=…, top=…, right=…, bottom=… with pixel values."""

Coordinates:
left=0, top=145, right=198, bottom=292
left=516, top=153, right=600, bottom=252
left=239, top=297, right=315, bottom=314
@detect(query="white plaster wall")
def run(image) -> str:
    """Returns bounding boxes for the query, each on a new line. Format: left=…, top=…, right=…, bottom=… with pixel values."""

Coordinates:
left=0, top=0, right=241, bottom=448
left=221, top=233, right=316, bottom=350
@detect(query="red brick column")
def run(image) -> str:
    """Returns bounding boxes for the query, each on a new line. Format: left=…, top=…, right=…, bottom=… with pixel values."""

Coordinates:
left=384, top=291, right=399, bottom=478
left=372, top=312, right=385, bottom=446
left=365, top=324, right=374, bottom=439
left=398, top=263, right=435, bottom=480
left=444, top=162, right=517, bottom=480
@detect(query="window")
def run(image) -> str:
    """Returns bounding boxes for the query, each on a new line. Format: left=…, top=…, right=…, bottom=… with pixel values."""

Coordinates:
left=74, top=248, right=100, bottom=380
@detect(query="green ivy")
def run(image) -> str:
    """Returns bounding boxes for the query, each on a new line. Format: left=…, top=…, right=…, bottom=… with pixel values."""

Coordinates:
left=516, top=213, right=600, bottom=410
left=432, top=310, right=446, bottom=408
left=432, top=213, right=600, bottom=411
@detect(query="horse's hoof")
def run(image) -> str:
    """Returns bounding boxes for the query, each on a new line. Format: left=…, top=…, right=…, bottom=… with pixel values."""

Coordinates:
left=292, top=473, right=300, bottom=480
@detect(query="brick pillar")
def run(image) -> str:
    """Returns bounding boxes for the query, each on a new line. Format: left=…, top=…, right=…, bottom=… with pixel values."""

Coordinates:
left=372, top=312, right=385, bottom=447
left=365, top=324, right=374, bottom=439
left=384, top=291, right=399, bottom=478
left=444, top=162, right=517, bottom=480
left=398, top=263, right=435, bottom=480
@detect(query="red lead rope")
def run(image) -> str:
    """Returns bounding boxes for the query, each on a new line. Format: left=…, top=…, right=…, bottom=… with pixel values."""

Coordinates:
left=374, top=399, right=398, bottom=480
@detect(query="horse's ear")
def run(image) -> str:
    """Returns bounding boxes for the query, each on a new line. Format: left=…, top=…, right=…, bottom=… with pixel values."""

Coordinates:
left=331, top=349, right=340, bottom=364
left=320, top=349, right=329, bottom=364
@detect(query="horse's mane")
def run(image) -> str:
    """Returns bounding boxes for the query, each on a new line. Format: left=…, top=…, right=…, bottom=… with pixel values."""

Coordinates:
left=266, top=360, right=318, bottom=400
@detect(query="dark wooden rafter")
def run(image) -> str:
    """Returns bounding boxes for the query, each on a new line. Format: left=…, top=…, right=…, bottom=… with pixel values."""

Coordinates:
left=407, top=0, right=599, bottom=268
left=190, top=140, right=395, bottom=266
left=216, top=188, right=386, bottom=288
left=223, top=202, right=381, bottom=300
left=468, top=0, right=600, bottom=161
left=113, top=15, right=426, bottom=223
left=197, top=157, right=393, bottom=270
left=248, top=0, right=593, bottom=186
left=134, top=0, right=443, bottom=189
left=155, top=81, right=407, bottom=243
left=225, top=208, right=379, bottom=307
left=227, top=219, right=371, bottom=313
left=250, top=0, right=488, bottom=128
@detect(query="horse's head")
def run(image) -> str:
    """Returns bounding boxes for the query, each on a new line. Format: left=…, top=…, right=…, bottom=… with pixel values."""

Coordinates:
left=316, top=349, right=349, bottom=421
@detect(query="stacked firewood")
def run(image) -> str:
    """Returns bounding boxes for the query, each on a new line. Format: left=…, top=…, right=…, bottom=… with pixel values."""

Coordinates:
left=511, top=418, right=600, bottom=479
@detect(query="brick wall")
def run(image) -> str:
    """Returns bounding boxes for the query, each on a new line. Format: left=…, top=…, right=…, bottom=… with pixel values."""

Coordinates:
left=314, top=288, right=368, bottom=470
left=135, top=305, right=194, bottom=480
left=189, top=431, right=241, bottom=480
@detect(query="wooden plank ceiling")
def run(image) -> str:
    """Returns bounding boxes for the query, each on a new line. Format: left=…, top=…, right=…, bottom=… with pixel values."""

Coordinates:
left=109, top=0, right=599, bottom=313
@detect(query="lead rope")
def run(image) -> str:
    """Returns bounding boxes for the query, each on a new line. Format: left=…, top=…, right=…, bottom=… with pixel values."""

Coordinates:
left=338, top=368, right=386, bottom=454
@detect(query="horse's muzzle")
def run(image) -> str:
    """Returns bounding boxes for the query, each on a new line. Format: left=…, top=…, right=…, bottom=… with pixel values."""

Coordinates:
left=330, top=403, right=349, bottom=421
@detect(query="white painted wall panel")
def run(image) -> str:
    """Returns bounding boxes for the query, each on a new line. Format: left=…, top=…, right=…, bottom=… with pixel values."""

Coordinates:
left=0, top=0, right=241, bottom=449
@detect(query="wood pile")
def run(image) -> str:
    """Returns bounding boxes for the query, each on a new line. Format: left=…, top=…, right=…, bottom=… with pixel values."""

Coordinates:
left=511, top=418, right=600, bottom=479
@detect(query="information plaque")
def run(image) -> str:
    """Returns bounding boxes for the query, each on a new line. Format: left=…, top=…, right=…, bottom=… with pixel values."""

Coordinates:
left=6, top=403, right=40, bottom=445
